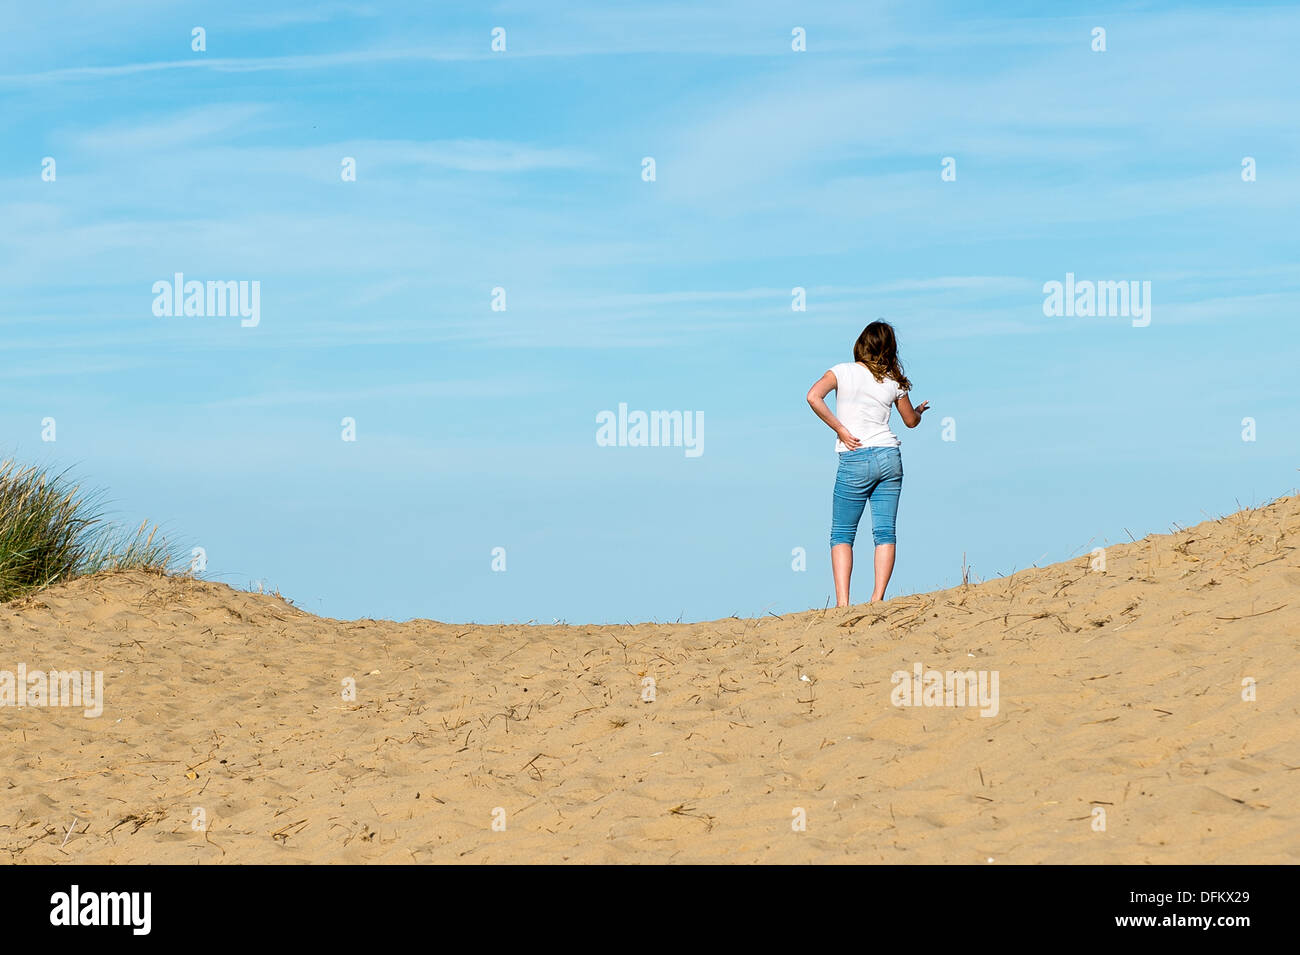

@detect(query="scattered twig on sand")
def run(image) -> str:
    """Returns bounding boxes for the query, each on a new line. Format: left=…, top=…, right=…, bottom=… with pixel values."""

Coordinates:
left=203, top=826, right=226, bottom=857
left=521, top=753, right=560, bottom=781
left=498, top=641, right=530, bottom=661
left=1216, top=604, right=1286, bottom=621
left=271, top=819, right=308, bottom=842
left=668, top=804, right=715, bottom=830
left=1052, top=574, right=1088, bottom=597
left=106, top=811, right=164, bottom=835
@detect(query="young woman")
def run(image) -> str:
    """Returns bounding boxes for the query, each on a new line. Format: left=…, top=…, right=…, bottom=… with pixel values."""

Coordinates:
left=806, top=321, right=929, bottom=606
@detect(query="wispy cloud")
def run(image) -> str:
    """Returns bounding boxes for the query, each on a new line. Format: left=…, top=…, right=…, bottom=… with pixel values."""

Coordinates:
left=72, top=104, right=273, bottom=152
left=230, top=3, right=380, bottom=30
left=0, top=48, right=482, bottom=87
left=354, top=140, right=592, bottom=173
left=201, top=377, right=551, bottom=409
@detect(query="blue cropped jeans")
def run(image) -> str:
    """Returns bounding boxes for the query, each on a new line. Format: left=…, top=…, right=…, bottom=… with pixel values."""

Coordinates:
left=830, top=446, right=903, bottom=547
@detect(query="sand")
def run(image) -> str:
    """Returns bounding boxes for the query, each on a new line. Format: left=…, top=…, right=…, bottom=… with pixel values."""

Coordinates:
left=2, top=496, right=1298, bottom=864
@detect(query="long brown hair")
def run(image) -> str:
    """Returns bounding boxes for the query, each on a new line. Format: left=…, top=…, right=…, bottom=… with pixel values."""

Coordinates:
left=853, top=320, right=912, bottom=391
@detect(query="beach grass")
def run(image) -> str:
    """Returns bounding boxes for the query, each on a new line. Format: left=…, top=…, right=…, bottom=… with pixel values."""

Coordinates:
left=0, top=458, right=177, bottom=601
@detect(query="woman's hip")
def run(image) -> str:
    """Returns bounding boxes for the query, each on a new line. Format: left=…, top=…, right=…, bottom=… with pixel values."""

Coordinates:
left=836, top=445, right=902, bottom=482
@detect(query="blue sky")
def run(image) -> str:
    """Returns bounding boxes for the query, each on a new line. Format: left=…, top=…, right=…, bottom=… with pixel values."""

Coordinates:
left=2, top=1, right=1297, bottom=623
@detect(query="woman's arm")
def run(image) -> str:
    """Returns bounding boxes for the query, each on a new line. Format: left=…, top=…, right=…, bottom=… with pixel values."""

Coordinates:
left=896, top=393, right=931, bottom=428
left=806, top=370, right=861, bottom=449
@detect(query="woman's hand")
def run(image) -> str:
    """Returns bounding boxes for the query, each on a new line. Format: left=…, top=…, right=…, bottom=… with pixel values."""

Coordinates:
left=837, top=428, right=862, bottom=450
left=896, top=394, right=929, bottom=429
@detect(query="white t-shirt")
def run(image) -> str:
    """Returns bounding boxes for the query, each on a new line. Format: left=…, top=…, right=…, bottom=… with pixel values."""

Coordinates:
left=830, top=361, right=908, bottom=452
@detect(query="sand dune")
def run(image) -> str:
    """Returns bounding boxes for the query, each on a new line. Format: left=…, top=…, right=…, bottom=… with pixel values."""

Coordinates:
left=3, top=497, right=1298, bottom=863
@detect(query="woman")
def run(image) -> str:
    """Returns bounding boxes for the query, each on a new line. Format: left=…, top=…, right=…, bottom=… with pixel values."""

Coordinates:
left=806, top=321, right=929, bottom=606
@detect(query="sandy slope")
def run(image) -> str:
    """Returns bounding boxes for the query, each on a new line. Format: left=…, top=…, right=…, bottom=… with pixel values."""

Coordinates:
left=2, top=497, right=1298, bottom=864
